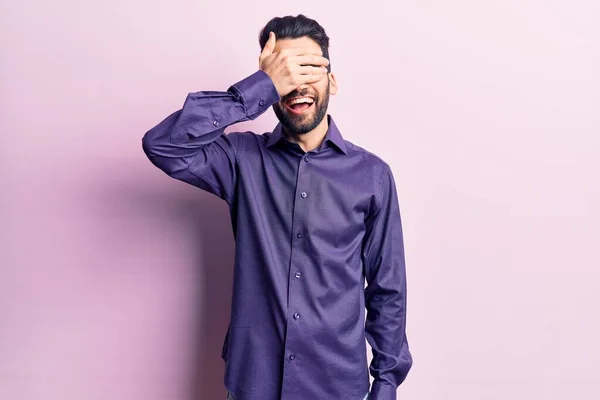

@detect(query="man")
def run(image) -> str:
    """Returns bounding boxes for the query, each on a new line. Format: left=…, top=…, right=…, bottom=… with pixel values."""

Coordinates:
left=142, top=14, right=412, bottom=400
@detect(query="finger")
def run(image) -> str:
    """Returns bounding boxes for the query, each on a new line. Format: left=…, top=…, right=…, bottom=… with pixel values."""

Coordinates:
left=260, top=31, right=276, bottom=59
left=291, top=54, right=330, bottom=67
left=296, top=65, right=328, bottom=75
left=297, top=72, right=327, bottom=84
left=280, top=47, right=326, bottom=58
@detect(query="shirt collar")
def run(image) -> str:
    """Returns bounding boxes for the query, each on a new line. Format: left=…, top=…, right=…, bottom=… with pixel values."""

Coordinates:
left=266, top=114, right=348, bottom=155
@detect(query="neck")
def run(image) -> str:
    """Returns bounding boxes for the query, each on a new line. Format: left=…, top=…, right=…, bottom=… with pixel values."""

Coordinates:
left=282, top=116, right=329, bottom=153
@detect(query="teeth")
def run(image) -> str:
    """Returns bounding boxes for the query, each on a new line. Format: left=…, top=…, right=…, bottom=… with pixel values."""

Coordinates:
left=287, top=97, right=314, bottom=105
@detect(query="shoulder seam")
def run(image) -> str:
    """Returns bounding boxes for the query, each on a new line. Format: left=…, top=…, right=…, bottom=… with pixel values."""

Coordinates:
left=344, top=140, right=389, bottom=167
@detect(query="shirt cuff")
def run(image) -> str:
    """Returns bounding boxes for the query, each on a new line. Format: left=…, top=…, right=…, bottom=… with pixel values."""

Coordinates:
left=229, top=70, right=280, bottom=119
left=370, top=381, right=397, bottom=400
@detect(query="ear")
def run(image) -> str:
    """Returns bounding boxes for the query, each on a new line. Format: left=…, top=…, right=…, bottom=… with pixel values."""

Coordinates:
left=328, top=72, right=338, bottom=95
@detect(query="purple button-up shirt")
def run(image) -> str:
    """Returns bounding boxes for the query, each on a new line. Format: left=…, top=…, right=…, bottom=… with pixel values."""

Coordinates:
left=141, top=70, right=412, bottom=400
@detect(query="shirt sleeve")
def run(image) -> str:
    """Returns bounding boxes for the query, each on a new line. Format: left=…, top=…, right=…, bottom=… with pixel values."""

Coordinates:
left=362, top=164, right=413, bottom=400
left=141, top=69, right=280, bottom=204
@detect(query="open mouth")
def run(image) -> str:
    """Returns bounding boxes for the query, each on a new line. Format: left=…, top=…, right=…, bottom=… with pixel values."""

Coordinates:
left=284, top=96, right=315, bottom=115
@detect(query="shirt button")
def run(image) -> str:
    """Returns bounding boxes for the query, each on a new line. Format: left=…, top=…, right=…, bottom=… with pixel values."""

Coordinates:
left=301, top=192, right=307, bottom=198
left=289, top=354, right=296, bottom=360
left=213, top=120, right=219, bottom=126
left=294, top=272, right=302, bottom=279
left=304, top=156, right=310, bottom=162
left=297, top=232, right=304, bottom=238
left=293, top=312, right=300, bottom=320
left=259, top=100, right=265, bottom=106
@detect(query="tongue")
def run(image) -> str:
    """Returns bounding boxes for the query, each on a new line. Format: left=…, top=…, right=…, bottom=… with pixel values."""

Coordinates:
left=291, top=103, right=310, bottom=112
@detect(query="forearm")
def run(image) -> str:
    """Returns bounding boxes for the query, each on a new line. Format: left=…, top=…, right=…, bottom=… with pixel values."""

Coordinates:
left=141, top=69, right=279, bottom=174
left=365, top=288, right=412, bottom=400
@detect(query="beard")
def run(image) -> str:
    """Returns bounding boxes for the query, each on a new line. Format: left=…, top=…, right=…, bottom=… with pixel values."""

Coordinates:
left=273, top=82, right=330, bottom=135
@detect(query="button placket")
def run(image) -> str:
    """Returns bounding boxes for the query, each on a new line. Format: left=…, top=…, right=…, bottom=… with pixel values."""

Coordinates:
left=282, top=152, right=312, bottom=379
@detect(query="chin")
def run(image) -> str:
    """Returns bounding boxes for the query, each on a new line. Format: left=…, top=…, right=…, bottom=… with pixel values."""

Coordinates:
left=284, top=118, right=321, bottom=134
left=275, top=110, right=324, bottom=135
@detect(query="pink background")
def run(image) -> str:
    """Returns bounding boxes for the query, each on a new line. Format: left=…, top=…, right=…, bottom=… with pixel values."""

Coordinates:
left=2, top=1, right=599, bottom=399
